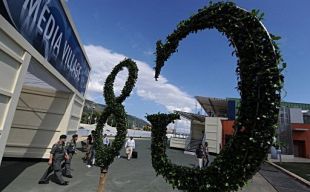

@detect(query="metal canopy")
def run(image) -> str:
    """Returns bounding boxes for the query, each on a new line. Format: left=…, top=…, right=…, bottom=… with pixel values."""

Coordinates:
left=195, top=96, right=228, bottom=117
left=174, top=110, right=206, bottom=123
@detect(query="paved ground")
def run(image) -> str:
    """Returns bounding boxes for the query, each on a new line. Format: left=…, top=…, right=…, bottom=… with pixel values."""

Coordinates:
left=0, top=139, right=288, bottom=192
left=269, top=156, right=310, bottom=163
left=259, top=163, right=310, bottom=192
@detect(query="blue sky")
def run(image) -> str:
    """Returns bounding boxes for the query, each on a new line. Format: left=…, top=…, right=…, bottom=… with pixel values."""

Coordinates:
left=66, top=0, right=310, bottom=122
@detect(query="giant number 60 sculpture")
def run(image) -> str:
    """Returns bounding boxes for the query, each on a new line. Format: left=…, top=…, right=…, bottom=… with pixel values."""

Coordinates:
left=147, top=2, right=284, bottom=192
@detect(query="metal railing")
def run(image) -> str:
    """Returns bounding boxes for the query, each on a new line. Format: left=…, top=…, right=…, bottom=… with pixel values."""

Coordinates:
left=185, top=138, right=203, bottom=152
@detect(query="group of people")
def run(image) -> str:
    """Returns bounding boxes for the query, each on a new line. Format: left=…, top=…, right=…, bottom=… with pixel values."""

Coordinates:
left=38, top=132, right=209, bottom=185
left=38, top=131, right=137, bottom=186
left=195, top=141, right=209, bottom=169
left=38, top=134, right=78, bottom=185
left=82, top=132, right=136, bottom=167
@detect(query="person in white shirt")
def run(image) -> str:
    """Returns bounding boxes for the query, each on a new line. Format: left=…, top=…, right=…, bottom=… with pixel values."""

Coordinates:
left=125, top=137, right=135, bottom=160
left=102, top=134, right=110, bottom=146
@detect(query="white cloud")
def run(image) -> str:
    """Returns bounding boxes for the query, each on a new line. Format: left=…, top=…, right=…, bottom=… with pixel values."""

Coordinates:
left=143, top=50, right=153, bottom=56
left=84, top=44, right=196, bottom=113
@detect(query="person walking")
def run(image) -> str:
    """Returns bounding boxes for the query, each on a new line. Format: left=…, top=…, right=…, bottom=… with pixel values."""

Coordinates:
left=125, top=137, right=135, bottom=160
left=82, top=132, right=92, bottom=162
left=38, top=135, right=69, bottom=185
left=86, top=131, right=95, bottom=168
left=102, top=134, right=110, bottom=147
left=196, top=143, right=204, bottom=169
left=203, top=141, right=209, bottom=167
left=63, top=134, right=78, bottom=178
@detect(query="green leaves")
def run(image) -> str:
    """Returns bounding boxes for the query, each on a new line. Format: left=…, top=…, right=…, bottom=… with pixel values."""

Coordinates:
left=251, top=9, right=264, bottom=21
left=94, top=59, right=138, bottom=169
left=270, top=34, right=282, bottom=41
left=151, top=2, right=284, bottom=192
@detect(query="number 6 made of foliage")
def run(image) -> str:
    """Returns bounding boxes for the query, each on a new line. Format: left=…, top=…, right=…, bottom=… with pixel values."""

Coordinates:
left=147, top=2, right=284, bottom=192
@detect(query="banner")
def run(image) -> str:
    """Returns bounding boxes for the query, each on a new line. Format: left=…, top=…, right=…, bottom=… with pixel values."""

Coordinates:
left=0, top=0, right=90, bottom=94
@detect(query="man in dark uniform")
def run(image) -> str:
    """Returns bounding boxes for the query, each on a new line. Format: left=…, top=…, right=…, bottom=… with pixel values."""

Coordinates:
left=63, top=134, right=78, bottom=178
left=38, top=135, right=69, bottom=185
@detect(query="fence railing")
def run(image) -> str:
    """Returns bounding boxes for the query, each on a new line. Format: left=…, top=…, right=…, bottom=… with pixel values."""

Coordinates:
left=185, top=139, right=203, bottom=152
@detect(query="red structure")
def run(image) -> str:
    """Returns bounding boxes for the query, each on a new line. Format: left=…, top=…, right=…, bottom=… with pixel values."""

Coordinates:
left=291, top=124, right=310, bottom=158
left=221, top=121, right=310, bottom=158
left=180, top=96, right=310, bottom=159
left=221, top=120, right=234, bottom=146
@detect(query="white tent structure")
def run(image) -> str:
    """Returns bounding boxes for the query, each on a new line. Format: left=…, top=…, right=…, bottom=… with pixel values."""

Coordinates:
left=78, top=123, right=151, bottom=138
left=0, top=0, right=91, bottom=164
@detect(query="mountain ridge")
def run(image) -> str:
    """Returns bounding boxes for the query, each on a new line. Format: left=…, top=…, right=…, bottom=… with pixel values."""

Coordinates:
left=81, top=99, right=150, bottom=129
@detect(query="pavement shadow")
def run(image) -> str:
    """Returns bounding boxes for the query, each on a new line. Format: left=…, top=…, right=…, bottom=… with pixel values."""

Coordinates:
left=0, top=158, right=40, bottom=190
left=119, top=155, right=128, bottom=159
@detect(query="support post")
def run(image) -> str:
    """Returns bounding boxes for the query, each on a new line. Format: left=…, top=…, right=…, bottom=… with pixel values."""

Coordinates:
left=97, top=167, right=108, bottom=192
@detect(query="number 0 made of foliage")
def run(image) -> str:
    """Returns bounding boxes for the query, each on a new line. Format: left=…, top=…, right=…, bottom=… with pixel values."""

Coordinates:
left=147, top=2, right=284, bottom=192
left=94, top=58, right=138, bottom=171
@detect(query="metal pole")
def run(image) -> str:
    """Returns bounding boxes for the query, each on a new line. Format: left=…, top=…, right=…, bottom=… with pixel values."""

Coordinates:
left=278, top=107, right=283, bottom=163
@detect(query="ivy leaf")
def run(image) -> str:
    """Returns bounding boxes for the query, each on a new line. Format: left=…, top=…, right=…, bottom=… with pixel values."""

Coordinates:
left=270, top=34, right=281, bottom=41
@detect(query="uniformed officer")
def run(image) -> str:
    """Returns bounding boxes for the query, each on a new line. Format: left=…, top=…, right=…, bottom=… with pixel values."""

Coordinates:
left=38, top=135, right=69, bottom=185
left=63, top=134, right=78, bottom=178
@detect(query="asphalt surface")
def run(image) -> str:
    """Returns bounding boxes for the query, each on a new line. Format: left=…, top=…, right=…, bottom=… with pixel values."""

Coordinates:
left=259, top=162, right=310, bottom=192
left=0, top=139, right=301, bottom=192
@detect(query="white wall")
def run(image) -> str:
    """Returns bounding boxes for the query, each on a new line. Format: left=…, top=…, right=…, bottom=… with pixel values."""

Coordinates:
left=205, top=117, right=227, bottom=154
left=4, top=87, right=71, bottom=158
left=0, top=22, right=31, bottom=164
